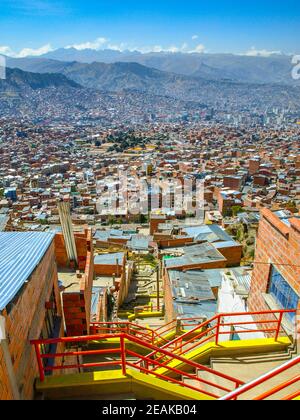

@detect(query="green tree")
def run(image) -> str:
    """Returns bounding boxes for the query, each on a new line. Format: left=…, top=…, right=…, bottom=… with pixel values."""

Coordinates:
left=231, top=206, right=245, bottom=217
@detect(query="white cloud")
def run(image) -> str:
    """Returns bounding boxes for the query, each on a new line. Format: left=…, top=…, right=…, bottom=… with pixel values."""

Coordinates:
left=66, top=37, right=108, bottom=51
left=192, top=35, right=199, bottom=40
left=136, top=43, right=191, bottom=54
left=189, top=44, right=206, bottom=54
left=107, top=42, right=128, bottom=51
left=17, top=44, right=53, bottom=57
left=0, top=43, right=53, bottom=58
left=0, top=46, right=14, bottom=55
left=244, top=47, right=282, bottom=57
left=0, top=37, right=206, bottom=58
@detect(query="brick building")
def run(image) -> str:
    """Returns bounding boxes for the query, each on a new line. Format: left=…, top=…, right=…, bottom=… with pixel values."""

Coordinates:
left=249, top=158, right=260, bottom=176
left=55, top=229, right=94, bottom=337
left=223, top=176, right=243, bottom=191
left=217, top=188, right=243, bottom=216
left=0, top=232, right=63, bottom=400
left=248, top=209, right=300, bottom=339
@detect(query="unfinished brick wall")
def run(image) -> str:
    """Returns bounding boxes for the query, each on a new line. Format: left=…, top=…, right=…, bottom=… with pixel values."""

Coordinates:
left=63, top=250, right=94, bottom=337
left=156, top=237, right=194, bottom=248
left=0, top=242, right=62, bottom=400
left=94, top=263, right=124, bottom=276
left=150, top=216, right=166, bottom=235
left=163, top=259, right=227, bottom=273
left=63, top=293, right=87, bottom=337
left=54, top=228, right=92, bottom=270
left=82, top=250, right=94, bottom=333
left=248, top=209, right=300, bottom=336
left=54, top=233, right=69, bottom=267
left=214, top=244, right=243, bottom=267
left=0, top=347, right=14, bottom=400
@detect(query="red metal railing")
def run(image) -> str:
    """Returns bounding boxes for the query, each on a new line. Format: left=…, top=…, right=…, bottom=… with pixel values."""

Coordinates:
left=90, top=321, right=170, bottom=345
left=220, top=355, right=300, bottom=400
left=90, top=316, right=207, bottom=346
left=134, top=310, right=296, bottom=370
left=30, top=332, right=243, bottom=399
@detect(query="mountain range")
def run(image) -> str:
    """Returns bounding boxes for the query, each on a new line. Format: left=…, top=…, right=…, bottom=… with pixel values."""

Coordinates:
left=38, top=49, right=297, bottom=86
left=1, top=51, right=300, bottom=121
left=0, top=67, right=80, bottom=91
left=3, top=56, right=300, bottom=106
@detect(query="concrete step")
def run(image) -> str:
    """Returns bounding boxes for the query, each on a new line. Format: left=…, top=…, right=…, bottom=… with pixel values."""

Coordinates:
left=196, top=369, right=236, bottom=398
left=182, top=373, right=228, bottom=399
left=210, top=357, right=300, bottom=400
left=210, top=351, right=292, bottom=366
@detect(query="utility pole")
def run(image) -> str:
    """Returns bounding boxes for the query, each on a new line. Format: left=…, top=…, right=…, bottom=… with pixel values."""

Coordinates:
left=0, top=316, right=20, bottom=400
left=156, top=265, right=160, bottom=312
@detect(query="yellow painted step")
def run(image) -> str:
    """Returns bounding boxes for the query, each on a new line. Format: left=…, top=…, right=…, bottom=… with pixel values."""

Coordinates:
left=155, top=338, right=292, bottom=377
left=36, top=369, right=215, bottom=400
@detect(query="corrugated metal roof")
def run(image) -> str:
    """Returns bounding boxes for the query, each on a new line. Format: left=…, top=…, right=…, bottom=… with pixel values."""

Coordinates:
left=91, top=287, right=104, bottom=317
left=231, top=267, right=252, bottom=292
left=0, top=232, right=55, bottom=310
left=168, top=269, right=218, bottom=321
left=164, top=243, right=226, bottom=269
left=183, top=224, right=232, bottom=243
left=127, top=235, right=153, bottom=250
left=94, top=252, right=125, bottom=265
left=214, top=240, right=240, bottom=249
left=94, top=229, right=131, bottom=241
left=0, top=215, right=8, bottom=232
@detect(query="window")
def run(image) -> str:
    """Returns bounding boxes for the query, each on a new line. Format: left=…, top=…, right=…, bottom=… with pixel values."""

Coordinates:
left=268, top=266, right=299, bottom=322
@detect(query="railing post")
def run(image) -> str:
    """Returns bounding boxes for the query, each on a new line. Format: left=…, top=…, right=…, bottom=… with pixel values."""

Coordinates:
left=275, top=312, right=283, bottom=341
left=34, top=343, right=45, bottom=382
left=145, top=359, right=149, bottom=374
left=120, top=336, right=127, bottom=376
left=176, top=317, right=182, bottom=336
left=215, top=315, right=221, bottom=346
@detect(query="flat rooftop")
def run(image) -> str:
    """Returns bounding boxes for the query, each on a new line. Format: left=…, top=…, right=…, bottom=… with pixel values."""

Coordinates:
left=58, top=269, right=83, bottom=293
left=94, top=252, right=125, bottom=265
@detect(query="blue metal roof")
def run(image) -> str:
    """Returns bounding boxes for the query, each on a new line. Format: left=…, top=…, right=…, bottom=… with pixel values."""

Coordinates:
left=0, top=215, right=8, bottom=232
left=182, top=224, right=232, bottom=243
left=94, top=252, right=125, bottom=265
left=0, top=232, right=55, bottom=310
left=213, top=240, right=240, bottom=249
left=94, top=229, right=131, bottom=241
left=127, top=235, right=153, bottom=251
left=164, top=243, right=226, bottom=269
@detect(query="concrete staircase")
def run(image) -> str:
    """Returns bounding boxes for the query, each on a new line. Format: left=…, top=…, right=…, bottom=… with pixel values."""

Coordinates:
left=210, top=351, right=299, bottom=400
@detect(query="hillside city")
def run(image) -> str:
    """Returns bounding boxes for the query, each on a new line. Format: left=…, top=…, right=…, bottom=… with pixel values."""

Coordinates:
left=0, top=3, right=300, bottom=402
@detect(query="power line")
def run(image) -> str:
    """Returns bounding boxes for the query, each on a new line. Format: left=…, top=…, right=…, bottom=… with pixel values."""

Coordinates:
left=243, top=261, right=300, bottom=269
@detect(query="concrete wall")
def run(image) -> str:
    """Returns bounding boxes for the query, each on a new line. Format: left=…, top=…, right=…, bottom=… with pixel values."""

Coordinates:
left=118, top=261, right=134, bottom=308
left=163, top=270, right=177, bottom=323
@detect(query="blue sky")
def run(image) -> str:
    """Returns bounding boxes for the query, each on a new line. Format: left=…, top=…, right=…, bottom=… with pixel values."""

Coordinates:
left=0, top=0, right=299, bottom=57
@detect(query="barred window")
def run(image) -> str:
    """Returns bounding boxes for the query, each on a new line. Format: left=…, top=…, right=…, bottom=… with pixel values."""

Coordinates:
left=268, top=266, right=299, bottom=322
